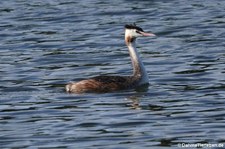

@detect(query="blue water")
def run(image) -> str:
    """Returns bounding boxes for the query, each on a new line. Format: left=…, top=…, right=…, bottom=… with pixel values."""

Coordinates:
left=0, top=0, right=225, bottom=148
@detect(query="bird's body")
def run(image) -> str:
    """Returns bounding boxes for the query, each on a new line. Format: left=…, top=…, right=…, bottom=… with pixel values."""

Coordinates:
left=66, top=76, right=132, bottom=93
left=66, top=24, right=155, bottom=93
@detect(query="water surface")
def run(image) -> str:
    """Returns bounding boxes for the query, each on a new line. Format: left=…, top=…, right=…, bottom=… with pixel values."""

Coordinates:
left=1, top=0, right=225, bottom=148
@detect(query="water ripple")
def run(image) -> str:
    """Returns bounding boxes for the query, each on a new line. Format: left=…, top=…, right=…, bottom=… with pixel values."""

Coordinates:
left=1, top=0, right=225, bottom=148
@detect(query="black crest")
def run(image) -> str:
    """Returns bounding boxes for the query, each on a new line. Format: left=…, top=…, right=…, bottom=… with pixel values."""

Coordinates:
left=125, top=23, right=144, bottom=32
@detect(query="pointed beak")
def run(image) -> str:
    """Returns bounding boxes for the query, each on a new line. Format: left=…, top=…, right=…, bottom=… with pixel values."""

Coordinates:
left=140, top=31, right=156, bottom=37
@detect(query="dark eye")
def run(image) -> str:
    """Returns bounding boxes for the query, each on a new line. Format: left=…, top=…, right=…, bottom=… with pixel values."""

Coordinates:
left=136, top=30, right=141, bottom=34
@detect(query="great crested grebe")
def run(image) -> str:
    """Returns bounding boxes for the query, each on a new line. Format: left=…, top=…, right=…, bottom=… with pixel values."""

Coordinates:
left=66, top=24, right=155, bottom=93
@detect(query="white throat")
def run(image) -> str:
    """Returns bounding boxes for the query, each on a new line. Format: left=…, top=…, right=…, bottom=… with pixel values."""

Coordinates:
left=127, top=40, right=149, bottom=85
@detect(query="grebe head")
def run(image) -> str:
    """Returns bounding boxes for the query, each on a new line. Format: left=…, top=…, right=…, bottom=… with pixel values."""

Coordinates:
left=125, top=24, right=155, bottom=39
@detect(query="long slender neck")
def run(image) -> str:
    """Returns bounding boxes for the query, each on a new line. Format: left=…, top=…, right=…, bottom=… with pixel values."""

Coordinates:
left=125, top=37, right=149, bottom=84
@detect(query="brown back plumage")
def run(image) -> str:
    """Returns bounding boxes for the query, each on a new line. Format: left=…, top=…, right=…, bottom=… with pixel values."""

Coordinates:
left=66, top=75, right=139, bottom=93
